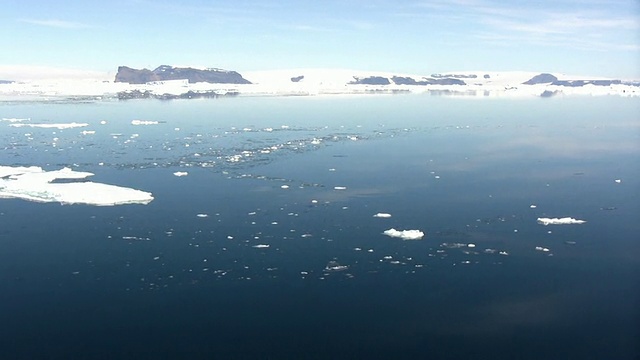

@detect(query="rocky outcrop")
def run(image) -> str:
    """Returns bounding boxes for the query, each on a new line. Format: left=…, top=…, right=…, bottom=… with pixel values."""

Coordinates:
left=114, top=65, right=252, bottom=84
left=290, top=75, right=304, bottom=82
left=350, top=76, right=391, bottom=85
left=523, top=73, right=558, bottom=85
left=524, top=73, right=627, bottom=87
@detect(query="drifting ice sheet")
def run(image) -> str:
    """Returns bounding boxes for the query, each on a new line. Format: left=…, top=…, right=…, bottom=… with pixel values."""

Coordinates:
left=0, top=166, right=153, bottom=206
left=537, top=217, right=586, bottom=225
left=383, top=228, right=424, bottom=240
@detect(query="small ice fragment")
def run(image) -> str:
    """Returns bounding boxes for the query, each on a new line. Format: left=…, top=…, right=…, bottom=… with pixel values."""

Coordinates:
left=614, top=179, right=621, bottom=183
left=535, top=246, right=550, bottom=252
left=227, top=236, right=234, bottom=239
left=467, top=243, right=476, bottom=248
left=530, top=204, right=537, bottom=209
left=153, top=256, right=160, bottom=260
left=100, top=120, right=107, bottom=125
left=196, top=214, right=208, bottom=218
left=311, top=199, right=318, bottom=204
left=354, top=247, right=362, bottom=251
left=373, top=213, right=392, bottom=218
left=173, top=171, right=188, bottom=177
left=434, top=175, right=440, bottom=179
left=383, top=228, right=424, bottom=240
left=334, top=186, right=347, bottom=190
left=499, top=251, right=509, bottom=256
left=537, top=217, right=586, bottom=225
left=325, top=261, right=348, bottom=272
left=81, top=130, right=96, bottom=135
left=280, top=185, right=289, bottom=189
left=252, top=244, right=270, bottom=248
left=328, top=168, right=336, bottom=172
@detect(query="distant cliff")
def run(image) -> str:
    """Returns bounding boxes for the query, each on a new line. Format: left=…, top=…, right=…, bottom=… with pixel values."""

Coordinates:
left=114, top=65, right=252, bottom=84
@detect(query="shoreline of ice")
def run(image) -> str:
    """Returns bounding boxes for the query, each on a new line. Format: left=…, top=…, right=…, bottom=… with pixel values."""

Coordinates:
left=0, top=166, right=154, bottom=206
left=0, top=69, right=637, bottom=101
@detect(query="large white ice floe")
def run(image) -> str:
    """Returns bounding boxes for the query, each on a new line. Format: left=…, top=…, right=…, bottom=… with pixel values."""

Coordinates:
left=537, top=217, right=586, bottom=225
left=9, top=122, right=89, bottom=129
left=383, top=228, right=425, bottom=240
left=0, top=166, right=154, bottom=206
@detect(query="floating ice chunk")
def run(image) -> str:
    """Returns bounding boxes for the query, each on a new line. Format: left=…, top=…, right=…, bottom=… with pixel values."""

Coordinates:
left=81, top=130, right=95, bottom=135
left=334, top=186, right=347, bottom=190
left=373, top=213, right=392, bottom=218
left=173, top=171, right=188, bottom=177
left=196, top=214, right=208, bottom=218
left=100, top=120, right=107, bottom=125
left=537, top=217, right=586, bottom=225
left=614, top=179, right=622, bottom=183
left=0, top=166, right=153, bottom=206
left=383, top=228, right=424, bottom=240
left=252, top=244, right=270, bottom=248
left=131, top=120, right=159, bottom=125
left=10, top=122, right=88, bottom=129
left=499, top=251, right=509, bottom=256
left=280, top=185, right=289, bottom=189
left=467, top=243, right=476, bottom=248
left=535, top=246, right=550, bottom=252
left=530, top=204, right=537, bottom=209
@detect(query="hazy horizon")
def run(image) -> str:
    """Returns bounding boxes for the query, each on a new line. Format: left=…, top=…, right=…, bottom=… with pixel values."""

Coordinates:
left=1, top=0, right=639, bottom=79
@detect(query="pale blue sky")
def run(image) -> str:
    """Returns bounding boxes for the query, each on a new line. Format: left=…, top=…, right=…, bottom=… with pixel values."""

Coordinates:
left=2, top=0, right=639, bottom=78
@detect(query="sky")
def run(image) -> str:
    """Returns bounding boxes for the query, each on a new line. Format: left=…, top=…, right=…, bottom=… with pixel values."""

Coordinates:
left=1, top=0, right=639, bottom=79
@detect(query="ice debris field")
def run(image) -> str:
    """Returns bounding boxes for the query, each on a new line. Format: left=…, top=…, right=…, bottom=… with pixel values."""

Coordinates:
left=0, top=107, right=623, bottom=290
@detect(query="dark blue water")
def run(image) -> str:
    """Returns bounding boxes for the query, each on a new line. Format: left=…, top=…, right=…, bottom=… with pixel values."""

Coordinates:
left=1, top=95, right=639, bottom=359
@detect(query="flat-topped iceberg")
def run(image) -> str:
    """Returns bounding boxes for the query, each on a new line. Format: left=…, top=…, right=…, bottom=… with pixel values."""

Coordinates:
left=537, top=217, right=586, bottom=225
left=383, top=228, right=424, bottom=240
left=0, top=166, right=153, bottom=206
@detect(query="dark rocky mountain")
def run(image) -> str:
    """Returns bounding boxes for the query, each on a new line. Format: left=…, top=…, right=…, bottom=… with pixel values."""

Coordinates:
left=114, top=65, right=252, bottom=84
left=523, top=73, right=627, bottom=87
left=350, top=76, right=391, bottom=85
left=523, top=73, right=558, bottom=85
left=290, top=75, right=304, bottom=82
left=351, top=76, right=466, bottom=86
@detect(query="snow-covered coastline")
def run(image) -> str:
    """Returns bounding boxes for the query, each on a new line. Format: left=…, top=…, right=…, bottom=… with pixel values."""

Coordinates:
left=0, top=68, right=638, bottom=101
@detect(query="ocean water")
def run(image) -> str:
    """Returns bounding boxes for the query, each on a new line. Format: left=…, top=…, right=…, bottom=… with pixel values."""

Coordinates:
left=0, top=95, right=639, bottom=359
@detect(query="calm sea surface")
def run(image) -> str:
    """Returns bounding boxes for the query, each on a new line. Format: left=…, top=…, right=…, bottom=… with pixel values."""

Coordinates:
left=1, top=95, right=639, bottom=359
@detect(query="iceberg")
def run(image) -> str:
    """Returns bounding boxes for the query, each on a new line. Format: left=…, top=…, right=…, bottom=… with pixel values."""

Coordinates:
left=0, top=166, right=153, bottom=206
left=383, top=228, right=424, bottom=240
left=537, top=217, right=586, bottom=225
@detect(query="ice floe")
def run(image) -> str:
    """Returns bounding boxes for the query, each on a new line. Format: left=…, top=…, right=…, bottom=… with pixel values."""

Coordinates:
left=383, top=228, right=425, bottom=240
left=173, top=171, right=188, bottom=177
left=0, top=166, right=153, bottom=206
left=131, top=120, right=159, bottom=125
left=537, top=217, right=586, bottom=225
left=9, top=122, right=88, bottom=129
left=373, top=213, right=392, bottom=218
left=252, top=244, right=270, bottom=248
